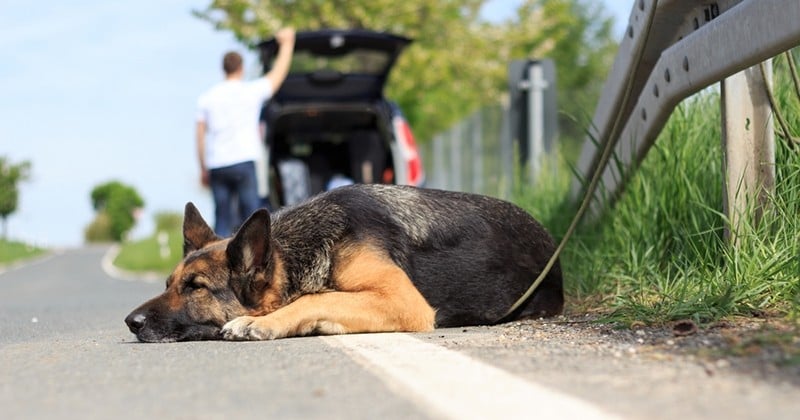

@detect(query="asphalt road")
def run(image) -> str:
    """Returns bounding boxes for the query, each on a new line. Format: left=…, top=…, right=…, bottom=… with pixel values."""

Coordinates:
left=1, top=247, right=798, bottom=419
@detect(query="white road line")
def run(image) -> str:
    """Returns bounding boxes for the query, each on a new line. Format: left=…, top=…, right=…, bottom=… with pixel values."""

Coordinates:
left=324, top=333, right=620, bottom=420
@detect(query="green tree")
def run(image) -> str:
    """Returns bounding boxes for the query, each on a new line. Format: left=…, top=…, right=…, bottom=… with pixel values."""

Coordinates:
left=0, top=157, right=31, bottom=240
left=193, top=0, right=615, bottom=142
left=85, top=181, right=144, bottom=242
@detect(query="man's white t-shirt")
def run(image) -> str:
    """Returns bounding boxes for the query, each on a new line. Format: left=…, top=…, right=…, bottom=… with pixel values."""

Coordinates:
left=196, top=78, right=273, bottom=169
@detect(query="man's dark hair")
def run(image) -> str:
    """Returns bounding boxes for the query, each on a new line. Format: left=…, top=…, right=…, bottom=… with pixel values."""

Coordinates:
left=223, top=51, right=243, bottom=75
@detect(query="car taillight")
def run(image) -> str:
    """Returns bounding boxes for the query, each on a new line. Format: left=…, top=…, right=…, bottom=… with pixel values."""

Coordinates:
left=394, top=117, right=424, bottom=186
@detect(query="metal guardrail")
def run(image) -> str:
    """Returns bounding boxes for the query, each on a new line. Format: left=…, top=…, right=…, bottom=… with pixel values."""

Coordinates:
left=571, top=0, right=800, bottom=216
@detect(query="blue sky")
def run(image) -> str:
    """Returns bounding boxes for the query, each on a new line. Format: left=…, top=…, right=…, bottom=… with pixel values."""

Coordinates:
left=2, top=1, right=632, bottom=247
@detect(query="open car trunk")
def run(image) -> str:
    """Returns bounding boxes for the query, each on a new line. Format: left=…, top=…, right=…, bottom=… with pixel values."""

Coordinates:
left=258, top=30, right=416, bottom=207
left=264, top=103, right=396, bottom=206
left=258, top=30, right=411, bottom=102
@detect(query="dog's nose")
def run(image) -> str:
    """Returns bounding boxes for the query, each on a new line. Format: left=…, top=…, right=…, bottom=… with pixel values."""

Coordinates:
left=125, top=312, right=146, bottom=334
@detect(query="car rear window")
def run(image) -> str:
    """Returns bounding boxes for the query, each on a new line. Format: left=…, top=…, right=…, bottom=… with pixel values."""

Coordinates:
left=289, top=48, right=391, bottom=76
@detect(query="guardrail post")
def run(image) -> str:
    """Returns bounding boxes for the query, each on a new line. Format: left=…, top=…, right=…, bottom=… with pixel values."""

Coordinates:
left=721, top=60, right=775, bottom=245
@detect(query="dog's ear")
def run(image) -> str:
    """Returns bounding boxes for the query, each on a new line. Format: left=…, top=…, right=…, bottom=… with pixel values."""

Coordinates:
left=226, top=208, right=271, bottom=274
left=183, top=202, right=219, bottom=256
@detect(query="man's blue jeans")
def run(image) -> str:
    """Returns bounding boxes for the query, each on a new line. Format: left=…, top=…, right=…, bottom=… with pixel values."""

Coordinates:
left=209, top=161, right=260, bottom=237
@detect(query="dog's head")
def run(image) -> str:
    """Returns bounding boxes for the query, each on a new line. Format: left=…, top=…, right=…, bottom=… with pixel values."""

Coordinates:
left=124, top=203, right=278, bottom=342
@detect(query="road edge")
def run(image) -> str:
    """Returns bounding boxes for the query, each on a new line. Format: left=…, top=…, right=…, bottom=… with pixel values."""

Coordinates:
left=0, top=251, right=61, bottom=277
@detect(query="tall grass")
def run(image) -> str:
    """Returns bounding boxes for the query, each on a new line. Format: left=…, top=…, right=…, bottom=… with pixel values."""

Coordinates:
left=516, top=58, right=800, bottom=325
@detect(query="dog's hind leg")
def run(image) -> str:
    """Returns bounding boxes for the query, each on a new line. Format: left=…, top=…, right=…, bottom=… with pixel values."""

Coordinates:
left=221, top=245, right=435, bottom=340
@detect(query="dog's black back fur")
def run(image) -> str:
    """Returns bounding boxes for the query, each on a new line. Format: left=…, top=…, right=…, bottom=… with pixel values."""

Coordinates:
left=271, top=184, right=563, bottom=327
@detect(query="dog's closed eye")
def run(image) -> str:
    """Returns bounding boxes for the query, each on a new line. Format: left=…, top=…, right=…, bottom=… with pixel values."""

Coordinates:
left=183, top=274, right=212, bottom=292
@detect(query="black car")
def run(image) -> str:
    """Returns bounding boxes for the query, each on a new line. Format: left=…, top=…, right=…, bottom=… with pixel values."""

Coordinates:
left=258, top=29, right=424, bottom=207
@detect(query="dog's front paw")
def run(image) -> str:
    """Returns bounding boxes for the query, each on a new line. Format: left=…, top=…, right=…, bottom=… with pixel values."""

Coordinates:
left=221, top=316, right=285, bottom=341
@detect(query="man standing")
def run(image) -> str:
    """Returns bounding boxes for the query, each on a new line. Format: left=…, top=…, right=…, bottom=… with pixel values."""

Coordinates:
left=196, top=28, right=295, bottom=237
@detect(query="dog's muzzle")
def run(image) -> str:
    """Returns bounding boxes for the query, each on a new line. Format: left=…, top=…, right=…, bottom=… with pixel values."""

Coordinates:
left=124, top=307, right=223, bottom=342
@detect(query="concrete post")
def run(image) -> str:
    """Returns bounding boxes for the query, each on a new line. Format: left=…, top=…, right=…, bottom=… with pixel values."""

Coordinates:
left=527, top=63, right=546, bottom=185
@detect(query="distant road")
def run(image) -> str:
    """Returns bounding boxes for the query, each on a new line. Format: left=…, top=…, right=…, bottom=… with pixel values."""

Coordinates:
left=1, top=247, right=797, bottom=419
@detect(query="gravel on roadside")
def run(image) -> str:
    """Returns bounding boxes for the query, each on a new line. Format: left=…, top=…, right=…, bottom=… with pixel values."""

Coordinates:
left=476, top=314, right=800, bottom=386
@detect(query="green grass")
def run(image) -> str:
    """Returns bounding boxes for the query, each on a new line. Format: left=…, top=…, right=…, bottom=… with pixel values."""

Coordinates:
left=516, top=57, right=800, bottom=326
left=0, top=239, right=46, bottom=266
left=113, top=228, right=183, bottom=274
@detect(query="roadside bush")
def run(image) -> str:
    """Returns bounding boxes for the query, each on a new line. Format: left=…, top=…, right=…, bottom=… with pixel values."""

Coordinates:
left=84, top=212, right=115, bottom=243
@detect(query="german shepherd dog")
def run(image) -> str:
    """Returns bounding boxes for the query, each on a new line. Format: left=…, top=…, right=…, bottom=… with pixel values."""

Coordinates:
left=125, top=184, right=563, bottom=342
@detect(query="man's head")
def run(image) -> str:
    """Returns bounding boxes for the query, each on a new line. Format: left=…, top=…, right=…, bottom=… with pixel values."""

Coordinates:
left=222, top=51, right=243, bottom=77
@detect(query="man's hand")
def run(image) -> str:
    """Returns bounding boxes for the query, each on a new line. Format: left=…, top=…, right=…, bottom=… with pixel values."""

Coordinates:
left=200, top=169, right=210, bottom=188
left=275, top=27, right=295, bottom=46
left=196, top=120, right=210, bottom=188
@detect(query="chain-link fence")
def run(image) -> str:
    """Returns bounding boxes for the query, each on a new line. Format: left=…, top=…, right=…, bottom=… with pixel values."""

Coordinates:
left=420, top=60, right=559, bottom=199
left=420, top=104, right=514, bottom=199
